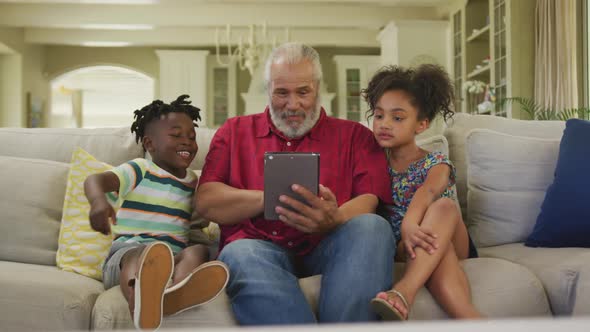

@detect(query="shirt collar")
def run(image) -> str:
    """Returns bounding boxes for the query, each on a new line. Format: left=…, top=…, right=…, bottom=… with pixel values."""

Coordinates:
left=256, top=106, right=326, bottom=141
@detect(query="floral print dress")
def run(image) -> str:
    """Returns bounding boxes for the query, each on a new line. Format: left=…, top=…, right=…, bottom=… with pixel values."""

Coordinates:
left=384, top=151, right=457, bottom=242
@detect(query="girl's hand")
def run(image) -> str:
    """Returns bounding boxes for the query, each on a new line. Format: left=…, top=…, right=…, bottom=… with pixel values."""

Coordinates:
left=400, top=222, right=438, bottom=259
left=88, top=198, right=116, bottom=235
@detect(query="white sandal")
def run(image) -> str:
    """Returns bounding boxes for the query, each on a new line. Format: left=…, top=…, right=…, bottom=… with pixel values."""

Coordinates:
left=370, top=289, right=409, bottom=321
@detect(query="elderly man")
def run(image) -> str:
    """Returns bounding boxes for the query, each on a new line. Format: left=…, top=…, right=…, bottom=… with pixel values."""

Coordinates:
left=196, top=42, right=395, bottom=324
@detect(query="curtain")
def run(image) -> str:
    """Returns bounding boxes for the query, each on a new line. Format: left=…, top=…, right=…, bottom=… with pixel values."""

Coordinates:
left=534, top=0, right=579, bottom=110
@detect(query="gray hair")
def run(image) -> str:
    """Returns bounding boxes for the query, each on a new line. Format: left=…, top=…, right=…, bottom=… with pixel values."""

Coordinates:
left=264, top=42, right=323, bottom=87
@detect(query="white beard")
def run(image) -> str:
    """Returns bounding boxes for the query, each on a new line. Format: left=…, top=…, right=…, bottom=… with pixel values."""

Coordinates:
left=269, top=97, right=322, bottom=139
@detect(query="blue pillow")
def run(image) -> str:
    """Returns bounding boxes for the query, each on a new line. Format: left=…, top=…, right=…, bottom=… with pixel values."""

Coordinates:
left=525, top=118, right=590, bottom=247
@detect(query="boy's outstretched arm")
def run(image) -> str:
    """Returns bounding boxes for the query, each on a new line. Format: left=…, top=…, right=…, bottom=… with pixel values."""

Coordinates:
left=84, top=171, right=120, bottom=235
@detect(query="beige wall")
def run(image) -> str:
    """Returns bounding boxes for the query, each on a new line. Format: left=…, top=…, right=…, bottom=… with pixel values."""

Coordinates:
left=0, top=27, right=46, bottom=127
left=44, top=46, right=159, bottom=80
left=7, top=43, right=380, bottom=126
left=0, top=54, right=22, bottom=126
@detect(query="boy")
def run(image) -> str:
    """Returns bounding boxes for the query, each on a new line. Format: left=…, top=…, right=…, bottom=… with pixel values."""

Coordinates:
left=84, top=95, right=228, bottom=330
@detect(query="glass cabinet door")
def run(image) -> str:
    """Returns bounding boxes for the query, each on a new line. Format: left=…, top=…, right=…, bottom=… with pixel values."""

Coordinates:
left=493, top=0, right=508, bottom=117
left=453, top=10, right=463, bottom=113
left=212, top=67, right=229, bottom=126
left=345, top=69, right=361, bottom=122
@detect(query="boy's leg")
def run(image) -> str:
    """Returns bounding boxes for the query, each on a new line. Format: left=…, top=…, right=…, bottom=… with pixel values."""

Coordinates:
left=119, top=246, right=146, bottom=313
left=163, top=244, right=229, bottom=316
left=120, top=242, right=174, bottom=330
left=102, top=242, right=145, bottom=311
left=303, top=213, right=395, bottom=322
left=219, top=239, right=316, bottom=325
left=171, top=244, right=209, bottom=285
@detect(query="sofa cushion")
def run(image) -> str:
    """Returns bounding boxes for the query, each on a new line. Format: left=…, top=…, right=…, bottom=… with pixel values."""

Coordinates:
left=0, top=260, right=103, bottom=331
left=93, top=276, right=319, bottom=329
left=444, top=113, right=565, bottom=218
left=479, top=243, right=590, bottom=315
left=92, top=284, right=237, bottom=330
left=526, top=119, right=590, bottom=248
left=93, top=258, right=550, bottom=328
left=572, top=266, right=590, bottom=316
left=417, top=134, right=449, bottom=155
left=188, top=127, right=217, bottom=170
left=0, top=156, right=69, bottom=265
left=56, top=148, right=116, bottom=280
left=0, top=126, right=143, bottom=166
left=465, top=129, right=560, bottom=247
left=405, top=258, right=550, bottom=319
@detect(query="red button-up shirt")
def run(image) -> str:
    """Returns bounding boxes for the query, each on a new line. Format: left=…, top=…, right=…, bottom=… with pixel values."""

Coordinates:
left=199, top=108, right=392, bottom=256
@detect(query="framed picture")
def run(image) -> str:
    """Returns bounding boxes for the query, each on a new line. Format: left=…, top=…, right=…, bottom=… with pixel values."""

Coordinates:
left=26, top=92, right=43, bottom=128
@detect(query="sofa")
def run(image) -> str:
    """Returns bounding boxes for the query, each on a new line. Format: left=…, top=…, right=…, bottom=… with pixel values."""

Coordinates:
left=0, top=112, right=588, bottom=331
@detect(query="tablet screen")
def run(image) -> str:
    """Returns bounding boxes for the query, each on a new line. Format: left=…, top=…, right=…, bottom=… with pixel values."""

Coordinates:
left=263, top=152, right=320, bottom=220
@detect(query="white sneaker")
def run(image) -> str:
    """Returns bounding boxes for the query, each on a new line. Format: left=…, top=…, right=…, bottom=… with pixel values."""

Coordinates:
left=163, top=260, right=229, bottom=316
left=133, top=242, right=174, bottom=331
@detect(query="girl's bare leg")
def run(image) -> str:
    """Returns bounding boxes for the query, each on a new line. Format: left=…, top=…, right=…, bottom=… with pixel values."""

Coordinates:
left=376, top=198, right=459, bottom=318
left=425, top=219, right=482, bottom=319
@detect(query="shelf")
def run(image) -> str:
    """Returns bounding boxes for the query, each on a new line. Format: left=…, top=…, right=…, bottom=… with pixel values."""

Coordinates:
left=467, top=25, right=490, bottom=42
left=467, top=64, right=490, bottom=79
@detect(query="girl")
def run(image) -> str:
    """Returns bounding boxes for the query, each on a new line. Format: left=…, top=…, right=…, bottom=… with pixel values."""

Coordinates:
left=363, top=65, right=481, bottom=320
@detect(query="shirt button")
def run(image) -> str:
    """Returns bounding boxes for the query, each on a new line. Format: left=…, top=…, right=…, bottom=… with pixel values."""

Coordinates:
left=272, top=231, right=277, bottom=236
left=288, top=241, right=293, bottom=246
left=286, top=141, right=292, bottom=146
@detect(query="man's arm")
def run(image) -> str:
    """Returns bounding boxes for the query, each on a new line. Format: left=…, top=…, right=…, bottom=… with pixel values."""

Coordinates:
left=195, top=182, right=264, bottom=226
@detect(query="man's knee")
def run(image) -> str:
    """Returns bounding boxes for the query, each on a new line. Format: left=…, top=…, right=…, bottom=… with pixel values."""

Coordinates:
left=345, top=213, right=393, bottom=238
left=218, top=239, right=265, bottom=268
left=335, top=213, right=396, bottom=252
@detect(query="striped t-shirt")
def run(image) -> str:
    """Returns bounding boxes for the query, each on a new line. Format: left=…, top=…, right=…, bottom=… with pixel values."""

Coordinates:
left=108, top=158, right=197, bottom=254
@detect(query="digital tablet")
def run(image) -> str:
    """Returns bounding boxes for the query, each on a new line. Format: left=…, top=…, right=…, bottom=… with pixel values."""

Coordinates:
left=263, top=152, right=320, bottom=220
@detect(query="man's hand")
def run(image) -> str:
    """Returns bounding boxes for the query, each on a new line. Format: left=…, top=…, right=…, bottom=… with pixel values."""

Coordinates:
left=88, top=198, right=116, bottom=235
left=275, top=184, right=343, bottom=233
left=400, top=221, right=438, bottom=259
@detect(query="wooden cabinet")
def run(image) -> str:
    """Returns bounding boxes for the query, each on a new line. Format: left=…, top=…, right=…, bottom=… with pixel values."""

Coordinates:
left=333, top=55, right=380, bottom=122
left=451, top=0, right=535, bottom=118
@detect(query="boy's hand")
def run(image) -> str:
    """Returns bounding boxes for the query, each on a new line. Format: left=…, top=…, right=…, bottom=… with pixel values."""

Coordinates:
left=401, top=222, right=438, bottom=259
left=89, top=198, right=116, bottom=235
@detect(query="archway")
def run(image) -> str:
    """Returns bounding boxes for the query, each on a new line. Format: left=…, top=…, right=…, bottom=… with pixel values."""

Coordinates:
left=50, top=65, right=154, bottom=128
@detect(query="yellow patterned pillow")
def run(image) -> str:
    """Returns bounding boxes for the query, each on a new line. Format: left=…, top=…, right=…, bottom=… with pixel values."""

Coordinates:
left=56, top=147, right=118, bottom=280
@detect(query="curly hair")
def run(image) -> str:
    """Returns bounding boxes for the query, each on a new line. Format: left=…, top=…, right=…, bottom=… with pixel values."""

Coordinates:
left=362, top=64, right=455, bottom=123
left=130, top=94, right=201, bottom=145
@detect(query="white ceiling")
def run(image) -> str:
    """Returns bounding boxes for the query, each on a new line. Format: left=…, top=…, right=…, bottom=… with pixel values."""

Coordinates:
left=0, top=0, right=457, bottom=47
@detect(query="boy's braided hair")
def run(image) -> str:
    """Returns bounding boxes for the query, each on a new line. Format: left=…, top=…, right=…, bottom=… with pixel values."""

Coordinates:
left=130, top=94, right=201, bottom=144
left=362, top=64, right=455, bottom=123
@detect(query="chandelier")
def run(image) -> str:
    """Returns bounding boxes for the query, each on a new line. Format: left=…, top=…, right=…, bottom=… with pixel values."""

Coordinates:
left=215, top=22, right=290, bottom=75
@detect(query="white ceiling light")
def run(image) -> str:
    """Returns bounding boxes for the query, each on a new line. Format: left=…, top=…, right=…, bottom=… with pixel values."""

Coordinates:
left=78, top=24, right=154, bottom=30
left=81, top=41, right=132, bottom=47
